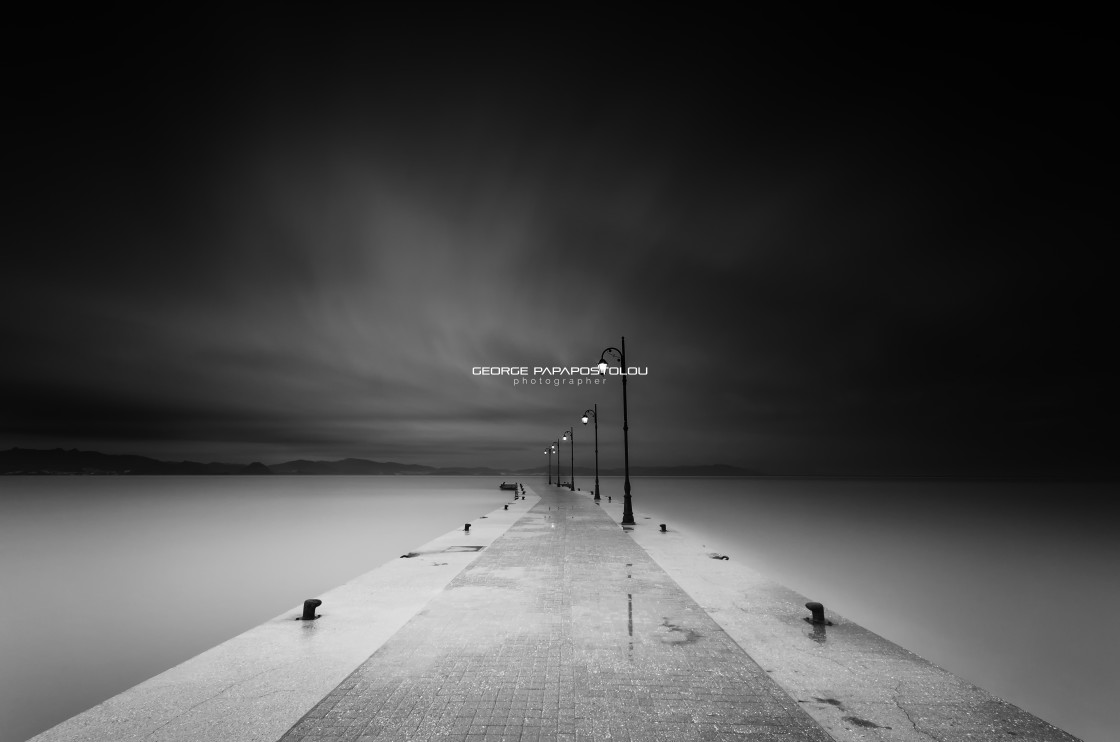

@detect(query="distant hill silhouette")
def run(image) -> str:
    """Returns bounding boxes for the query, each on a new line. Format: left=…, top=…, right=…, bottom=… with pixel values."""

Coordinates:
left=518, top=464, right=764, bottom=477
left=1, top=448, right=762, bottom=477
left=0, top=448, right=255, bottom=475
left=0, top=449, right=515, bottom=476
left=621, top=464, right=764, bottom=476
left=269, top=458, right=435, bottom=475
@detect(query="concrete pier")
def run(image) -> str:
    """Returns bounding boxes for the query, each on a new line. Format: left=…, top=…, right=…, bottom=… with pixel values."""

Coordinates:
left=30, top=484, right=1081, bottom=742
left=279, top=485, right=829, bottom=742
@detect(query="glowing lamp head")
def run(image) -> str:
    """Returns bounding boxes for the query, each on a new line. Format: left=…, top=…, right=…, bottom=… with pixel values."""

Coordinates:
left=562, top=434, right=568, bottom=441
left=598, top=358, right=609, bottom=374
left=581, top=415, right=589, bottom=424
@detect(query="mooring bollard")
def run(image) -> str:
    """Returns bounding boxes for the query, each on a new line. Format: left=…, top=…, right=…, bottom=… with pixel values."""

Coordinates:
left=464, top=523, right=471, bottom=532
left=660, top=524, right=667, bottom=532
left=301, top=599, right=322, bottom=621
left=504, top=504, right=509, bottom=510
left=805, top=601, right=827, bottom=624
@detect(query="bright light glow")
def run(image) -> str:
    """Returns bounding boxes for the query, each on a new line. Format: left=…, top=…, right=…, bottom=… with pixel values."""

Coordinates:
left=581, top=416, right=589, bottom=424
left=598, top=360, right=608, bottom=374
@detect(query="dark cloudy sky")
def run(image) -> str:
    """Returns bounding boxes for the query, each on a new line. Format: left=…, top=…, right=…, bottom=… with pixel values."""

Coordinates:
left=4, top=16, right=1113, bottom=475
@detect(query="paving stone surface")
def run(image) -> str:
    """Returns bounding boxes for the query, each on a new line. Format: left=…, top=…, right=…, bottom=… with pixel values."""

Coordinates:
left=279, top=485, right=832, bottom=742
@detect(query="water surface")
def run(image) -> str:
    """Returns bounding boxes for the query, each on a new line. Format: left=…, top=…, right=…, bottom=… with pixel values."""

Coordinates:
left=0, top=476, right=507, bottom=742
left=1, top=476, right=1116, bottom=742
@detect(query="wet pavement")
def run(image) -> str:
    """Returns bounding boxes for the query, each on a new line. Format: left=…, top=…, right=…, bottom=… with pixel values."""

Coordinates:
left=279, top=485, right=832, bottom=742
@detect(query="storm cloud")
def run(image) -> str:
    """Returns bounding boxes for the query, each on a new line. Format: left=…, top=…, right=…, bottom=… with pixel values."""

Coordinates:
left=4, top=18, right=1112, bottom=475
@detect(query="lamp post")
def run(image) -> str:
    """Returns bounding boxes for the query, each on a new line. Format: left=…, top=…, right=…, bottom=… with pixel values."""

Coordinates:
left=599, top=336, right=634, bottom=525
left=555, top=439, right=561, bottom=487
left=581, top=404, right=599, bottom=501
left=561, top=428, right=575, bottom=491
left=545, top=448, right=552, bottom=485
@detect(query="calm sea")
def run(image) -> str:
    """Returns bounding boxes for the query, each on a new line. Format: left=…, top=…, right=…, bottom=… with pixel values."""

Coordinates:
left=1, top=476, right=1115, bottom=742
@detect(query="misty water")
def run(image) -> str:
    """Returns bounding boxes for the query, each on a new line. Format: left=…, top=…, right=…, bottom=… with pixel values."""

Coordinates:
left=1, top=476, right=1115, bottom=742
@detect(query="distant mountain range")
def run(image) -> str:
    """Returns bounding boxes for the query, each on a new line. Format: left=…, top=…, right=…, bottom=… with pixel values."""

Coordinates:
left=0, top=448, right=764, bottom=477
left=1, top=448, right=269, bottom=475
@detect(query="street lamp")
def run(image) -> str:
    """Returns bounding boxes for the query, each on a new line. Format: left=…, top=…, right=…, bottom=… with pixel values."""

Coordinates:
left=555, top=439, right=561, bottom=487
left=544, top=448, right=552, bottom=485
left=598, top=336, right=635, bottom=525
left=561, top=428, right=575, bottom=491
left=581, top=404, right=600, bottom=501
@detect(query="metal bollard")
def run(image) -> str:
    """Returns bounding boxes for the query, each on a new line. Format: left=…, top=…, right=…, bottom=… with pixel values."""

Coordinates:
left=464, top=523, right=471, bottom=532
left=805, top=601, right=828, bottom=624
left=301, top=599, right=322, bottom=621
left=504, top=504, right=509, bottom=510
left=660, top=524, right=667, bottom=532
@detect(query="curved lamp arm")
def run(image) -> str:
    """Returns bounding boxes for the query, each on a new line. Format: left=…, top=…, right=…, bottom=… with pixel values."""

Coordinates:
left=597, top=347, right=623, bottom=374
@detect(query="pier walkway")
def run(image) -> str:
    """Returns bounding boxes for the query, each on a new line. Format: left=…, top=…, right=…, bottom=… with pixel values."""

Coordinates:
left=279, top=484, right=831, bottom=742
